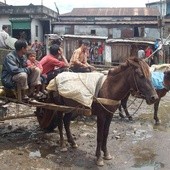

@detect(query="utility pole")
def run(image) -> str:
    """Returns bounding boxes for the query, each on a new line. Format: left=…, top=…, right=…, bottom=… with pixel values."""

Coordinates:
left=160, top=0, right=163, bottom=41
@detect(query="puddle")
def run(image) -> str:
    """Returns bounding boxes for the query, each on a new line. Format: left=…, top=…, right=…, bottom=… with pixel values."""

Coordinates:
left=131, top=147, right=165, bottom=170
left=130, top=162, right=165, bottom=170
left=137, top=100, right=170, bottom=132
left=39, top=146, right=56, bottom=158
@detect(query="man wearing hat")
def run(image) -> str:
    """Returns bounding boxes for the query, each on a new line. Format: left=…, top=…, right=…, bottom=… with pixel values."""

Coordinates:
left=69, top=39, right=96, bottom=72
left=154, top=38, right=163, bottom=64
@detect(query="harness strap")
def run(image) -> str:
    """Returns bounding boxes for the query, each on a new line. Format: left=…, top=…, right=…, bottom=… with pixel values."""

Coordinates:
left=94, top=75, right=107, bottom=97
left=94, top=97, right=120, bottom=106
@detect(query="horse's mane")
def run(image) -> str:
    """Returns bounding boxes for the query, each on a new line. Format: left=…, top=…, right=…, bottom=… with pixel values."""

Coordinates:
left=108, top=57, right=150, bottom=78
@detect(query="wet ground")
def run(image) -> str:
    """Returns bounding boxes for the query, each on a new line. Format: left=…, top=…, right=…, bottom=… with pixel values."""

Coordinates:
left=0, top=92, right=170, bottom=170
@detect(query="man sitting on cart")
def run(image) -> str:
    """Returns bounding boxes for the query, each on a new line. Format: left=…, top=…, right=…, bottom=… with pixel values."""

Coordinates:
left=69, top=39, right=96, bottom=72
left=40, top=44, right=69, bottom=84
left=1, top=40, right=42, bottom=100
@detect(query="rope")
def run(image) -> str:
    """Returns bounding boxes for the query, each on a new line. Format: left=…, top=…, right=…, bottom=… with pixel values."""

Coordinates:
left=77, top=73, right=119, bottom=114
left=130, top=99, right=144, bottom=117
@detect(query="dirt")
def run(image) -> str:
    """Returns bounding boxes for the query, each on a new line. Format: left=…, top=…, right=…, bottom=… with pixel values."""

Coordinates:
left=0, top=93, right=170, bottom=170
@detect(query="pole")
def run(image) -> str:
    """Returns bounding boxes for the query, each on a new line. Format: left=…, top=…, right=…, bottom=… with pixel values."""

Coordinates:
left=144, top=34, right=170, bottom=62
left=160, top=0, right=163, bottom=42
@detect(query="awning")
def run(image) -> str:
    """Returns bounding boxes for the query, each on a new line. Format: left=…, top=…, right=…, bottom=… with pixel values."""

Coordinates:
left=10, top=18, right=31, bottom=29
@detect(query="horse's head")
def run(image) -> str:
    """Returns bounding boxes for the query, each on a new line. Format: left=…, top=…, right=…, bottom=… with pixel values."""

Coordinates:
left=163, top=70, right=170, bottom=90
left=127, top=57, right=158, bottom=105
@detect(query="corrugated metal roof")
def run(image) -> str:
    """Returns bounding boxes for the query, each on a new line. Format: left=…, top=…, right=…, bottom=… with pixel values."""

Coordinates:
left=61, top=7, right=160, bottom=17
left=55, top=21, right=157, bottom=25
left=106, top=38, right=155, bottom=45
left=62, top=34, right=108, bottom=40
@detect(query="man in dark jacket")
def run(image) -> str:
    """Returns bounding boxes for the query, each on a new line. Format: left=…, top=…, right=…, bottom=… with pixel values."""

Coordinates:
left=1, top=40, right=41, bottom=100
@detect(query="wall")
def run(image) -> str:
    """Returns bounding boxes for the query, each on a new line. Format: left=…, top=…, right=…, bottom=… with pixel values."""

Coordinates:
left=31, top=19, right=43, bottom=43
left=53, top=25, right=66, bottom=35
left=145, top=28, right=160, bottom=39
left=74, top=25, right=108, bottom=36
left=53, top=24, right=159, bottom=40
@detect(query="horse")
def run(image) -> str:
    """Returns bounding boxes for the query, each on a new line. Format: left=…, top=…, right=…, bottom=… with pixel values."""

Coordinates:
left=36, top=57, right=158, bottom=166
left=119, top=70, right=170, bottom=125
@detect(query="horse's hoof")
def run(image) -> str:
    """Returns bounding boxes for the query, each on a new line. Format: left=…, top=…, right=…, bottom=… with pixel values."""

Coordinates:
left=96, top=157, right=104, bottom=166
left=103, top=154, right=113, bottom=160
left=128, top=117, right=133, bottom=121
left=119, top=114, right=125, bottom=119
left=60, top=147, right=68, bottom=152
left=72, top=143, right=78, bottom=148
left=155, top=120, right=161, bottom=125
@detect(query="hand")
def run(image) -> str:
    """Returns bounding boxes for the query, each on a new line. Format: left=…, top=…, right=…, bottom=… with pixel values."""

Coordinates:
left=29, top=66, right=36, bottom=71
left=59, top=47, right=64, bottom=56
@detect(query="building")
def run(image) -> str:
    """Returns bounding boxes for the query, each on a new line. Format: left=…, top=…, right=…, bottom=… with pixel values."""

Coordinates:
left=146, top=0, right=166, bottom=16
left=0, top=3, right=59, bottom=44
left=52, top=7, right=160, bottom=40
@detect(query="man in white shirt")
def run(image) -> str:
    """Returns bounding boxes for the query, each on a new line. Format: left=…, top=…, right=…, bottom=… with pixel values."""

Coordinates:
left=137, top=47, right=145, bottom=59
left=0, top=25, right=9, bottom=48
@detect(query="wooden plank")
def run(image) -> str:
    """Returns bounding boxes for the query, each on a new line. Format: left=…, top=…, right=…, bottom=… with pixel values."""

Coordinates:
left=29, top=100, right=91, bottom=116
left=0, top=96, right=92, bottom=117
left=0, top=113, right=35, bottom=121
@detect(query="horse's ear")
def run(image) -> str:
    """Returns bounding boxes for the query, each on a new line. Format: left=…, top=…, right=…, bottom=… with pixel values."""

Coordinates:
left=127, top=57, right=139, bottom=68
left=164, top=70, right=170, bottom=81
left=133, top=57, right=139, bottom=62
left=164, top=70, right=170, bottom=76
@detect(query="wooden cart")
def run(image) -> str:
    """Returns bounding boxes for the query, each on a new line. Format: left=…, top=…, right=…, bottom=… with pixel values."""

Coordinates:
left=0, top=88, right=92, bottom=132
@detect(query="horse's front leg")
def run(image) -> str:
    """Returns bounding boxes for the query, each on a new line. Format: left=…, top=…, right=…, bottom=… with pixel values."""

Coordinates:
left=96, top=112, right=105, bottom=166
left=154, top=99, right=160, bottom=124
left=119, top=104, right=125, bottom=118
left=121, top=94, right=132, bottom=121
left=102, top=114, right=113, bottom=160
left=63, top=112, right=78, bottom=148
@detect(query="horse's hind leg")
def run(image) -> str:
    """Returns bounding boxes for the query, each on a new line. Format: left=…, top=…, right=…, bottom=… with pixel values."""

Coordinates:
left=154, top=99, right=160, bottom=125
left=63, top=112, right=78, bottom=148
left=57, top=112, right=65, bottom=148
left=102, top=114, right=113, bottom=160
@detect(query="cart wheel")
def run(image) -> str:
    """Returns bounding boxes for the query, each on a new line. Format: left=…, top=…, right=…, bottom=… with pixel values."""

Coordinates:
left=35, top=107, right=58, bottom=132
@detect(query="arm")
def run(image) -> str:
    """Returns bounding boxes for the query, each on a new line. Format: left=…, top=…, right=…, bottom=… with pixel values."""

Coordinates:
left=4, top=55, right=31, bottom=75
left=71, top=50, right=85, bottom=67
left=59, top=47, right=69, bottom=67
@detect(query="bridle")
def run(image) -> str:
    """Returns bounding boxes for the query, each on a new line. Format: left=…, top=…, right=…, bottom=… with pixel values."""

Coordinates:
left=131, top=68, right=145, bottom=99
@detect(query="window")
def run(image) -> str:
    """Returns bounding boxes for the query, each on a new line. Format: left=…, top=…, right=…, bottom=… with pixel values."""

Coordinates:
left=134, top=27, right=139, bottom=37
left=35, top=25, right=38, bottom=37
left=91, top=30, right=96, bottom=35
left=134, top=26, right=145, bottom=37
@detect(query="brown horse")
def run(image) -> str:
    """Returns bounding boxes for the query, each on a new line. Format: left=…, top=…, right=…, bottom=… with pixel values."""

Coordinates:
left=36, top=57, right=158, bottom=166
left=119, top=70, right=170, bottom=124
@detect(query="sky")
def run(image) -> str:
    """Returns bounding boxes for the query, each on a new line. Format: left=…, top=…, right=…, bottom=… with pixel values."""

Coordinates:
left=4, top=0, right=156, bottom=14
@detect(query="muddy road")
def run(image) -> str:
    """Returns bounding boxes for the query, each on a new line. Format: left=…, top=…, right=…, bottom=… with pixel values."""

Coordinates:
left=0, top=93, right=170, bottom=170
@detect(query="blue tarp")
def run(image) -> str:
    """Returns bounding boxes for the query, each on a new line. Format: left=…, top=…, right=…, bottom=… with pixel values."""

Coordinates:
left=151, top=71, right=164, bottom=90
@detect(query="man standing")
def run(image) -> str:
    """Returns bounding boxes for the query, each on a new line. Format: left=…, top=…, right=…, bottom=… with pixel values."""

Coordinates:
left=69, top=39, right=96, bottom=72
left=1, top=40, right=41, bottom=100
left=0, top=25, right=9, bottom=48
left=137, top=47, right=145, bottom=59
left=154, top=38, right=163, bottom=64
